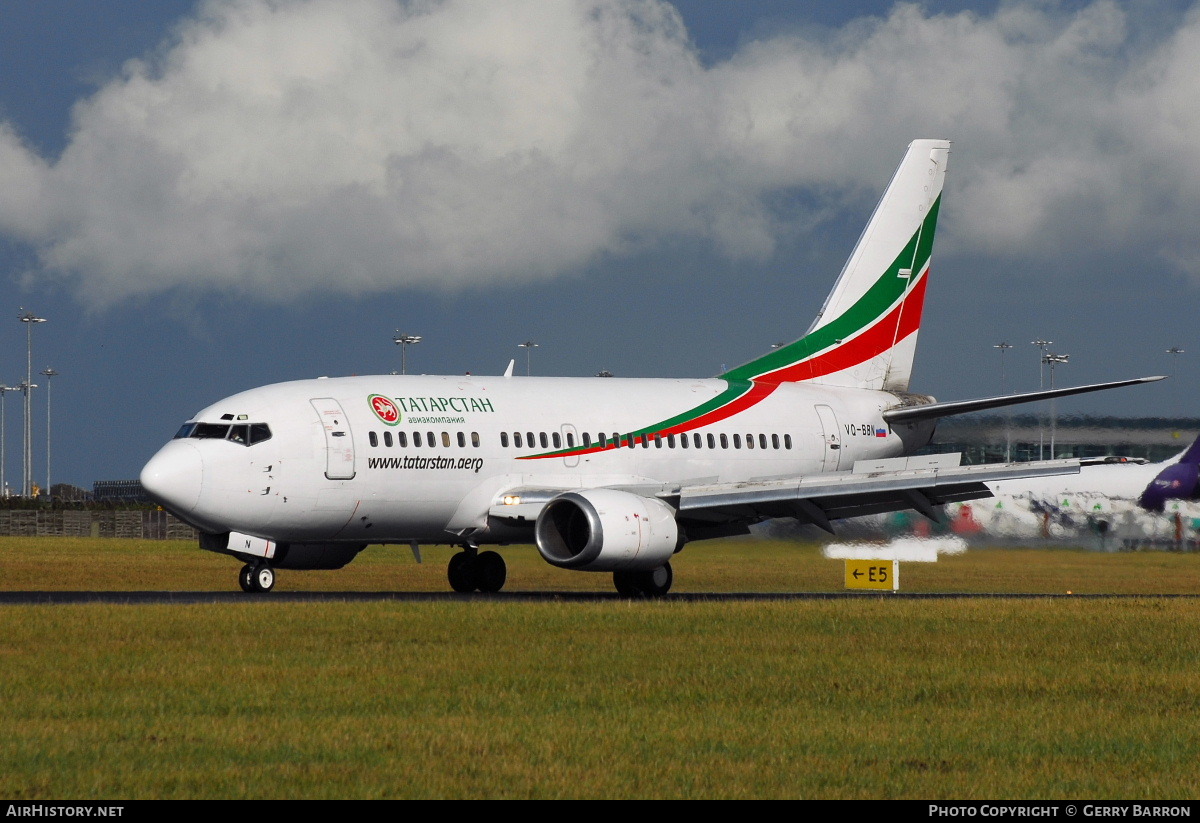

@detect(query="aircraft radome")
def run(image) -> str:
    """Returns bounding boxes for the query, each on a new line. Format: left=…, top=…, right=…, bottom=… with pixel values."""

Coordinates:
left=140, top=139, right=1162, bottom=595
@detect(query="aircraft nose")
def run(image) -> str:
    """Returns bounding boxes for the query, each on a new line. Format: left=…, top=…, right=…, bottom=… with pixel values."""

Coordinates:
left=140, top=442, right=203, bottom=512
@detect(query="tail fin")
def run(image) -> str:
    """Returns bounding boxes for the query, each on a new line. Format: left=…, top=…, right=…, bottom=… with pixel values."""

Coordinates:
left=721, top=138, right=950, bottom=391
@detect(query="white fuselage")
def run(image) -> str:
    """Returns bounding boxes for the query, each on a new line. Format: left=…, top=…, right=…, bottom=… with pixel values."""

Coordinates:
left=142, top=373, right=922, bottom=544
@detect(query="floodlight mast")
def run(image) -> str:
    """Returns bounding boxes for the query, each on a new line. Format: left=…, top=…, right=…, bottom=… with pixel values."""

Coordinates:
left=1031, top=339, right=1052, bottom=459
left=1042, top=352, right=1070, bottom=458
left=518, top=340, right=539, bottom=376
left=40, top=368, right=58, bottom=498
left=994, top=342, right=1013, bottom=460
left=0, top=384, right=13, bottom=497
left=18, top=310, right=45, bottom=497
left=392, top=331, right=422, bottom=375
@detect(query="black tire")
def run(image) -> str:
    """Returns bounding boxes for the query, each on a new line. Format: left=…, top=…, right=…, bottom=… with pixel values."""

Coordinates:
left=474, top=551, right=507, bottom=593
left=238, top=564, right=255, bottom=593
left=251, top=564, right=275, bottom=593
left=447, top=551, right=478, bottom=593
left=638, top=562, right=673, bottom=597
left=613, top=570, right=644, bottom=597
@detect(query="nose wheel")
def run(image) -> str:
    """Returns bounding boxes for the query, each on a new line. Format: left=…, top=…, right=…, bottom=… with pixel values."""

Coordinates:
left=238, top=563, right=276, bottom=593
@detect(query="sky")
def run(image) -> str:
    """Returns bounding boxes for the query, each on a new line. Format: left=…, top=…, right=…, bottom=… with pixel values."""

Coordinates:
left=1, top=0, right=1198, bottom=489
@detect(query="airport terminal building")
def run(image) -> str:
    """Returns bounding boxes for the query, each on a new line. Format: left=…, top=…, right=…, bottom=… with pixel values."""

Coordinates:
left=926, top=415, right=1200, bottom=464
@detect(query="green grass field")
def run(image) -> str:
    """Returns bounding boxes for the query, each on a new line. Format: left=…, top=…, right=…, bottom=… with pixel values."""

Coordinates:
left=2, top=537, right=1199, bottom=798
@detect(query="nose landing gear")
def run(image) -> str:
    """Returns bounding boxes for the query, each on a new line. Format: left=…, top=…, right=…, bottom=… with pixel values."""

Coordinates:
left=238, top=562, right=275, bottom=593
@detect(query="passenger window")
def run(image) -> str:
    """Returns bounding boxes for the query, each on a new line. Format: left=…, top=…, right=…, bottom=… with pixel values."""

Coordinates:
left=695, top=433, right=703, bottom=449
left=583, top=433, right=591, bottom=448
left=760, top=434, right=768, bottom=449
left=707, top=433, right=715, bottom=449
left=501, top=432, right=509, bottom=447
left=539, top=432, right=548, bottom=449
left=654, top=434, right=662, bottom=448
left=745, top=434, right=754, bottom=450
left=397, top=431, right=407, bottom=448
left=527, top=432, right=535, bottom=448
left=566, top=432, right=575, bottom=448
left=784, top=434, right=792, bottom=449
left=472, top=432, right=480, bottom=447
left=413, top=431, right=422, bottom=447
left=369, top=432, right=379, bottom=448
left=457, top=432, right=465, bottom=448
left=720, top=434, right=728, bottom=449
left=772, top=434, right=780, bottom=449
left=640, top=435, right=649, bottom=449
left=552, top=432, right=561, bottom=449
left=384, top=431, right=393, bottom=447
left=733, top=434, right=741, bottom=449
left=249, top=423, right=272, bottom=445
left=679, top=434, right=687, bottom=449
left=668, top=434, right=675, bottom=448
left=514, top=432, right=523, bottom=448
left=441, top=432, right=450, bottom=448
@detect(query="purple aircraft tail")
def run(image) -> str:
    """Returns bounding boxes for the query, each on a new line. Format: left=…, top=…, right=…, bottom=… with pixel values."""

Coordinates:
left=1138, top=434, right=1200, bottom=512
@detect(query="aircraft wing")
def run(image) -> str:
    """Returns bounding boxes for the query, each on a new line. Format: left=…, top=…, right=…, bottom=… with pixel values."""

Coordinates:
left=669, top=454, right=1080, bottom=532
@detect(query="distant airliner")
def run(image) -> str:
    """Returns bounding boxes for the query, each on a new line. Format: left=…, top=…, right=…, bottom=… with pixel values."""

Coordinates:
left=868, top=436, right=1200, bottom=547
left=141, top=139, right=1161, bottom=595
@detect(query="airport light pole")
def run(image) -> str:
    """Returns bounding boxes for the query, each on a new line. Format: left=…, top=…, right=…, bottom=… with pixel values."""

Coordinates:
left=392, top=331, right=422, bottom=375
left=1031, top=339, right=1052, bottom=460
left=1166, top=347, right=1185, bottom=419
left=1042, top=353, right=1069, bottom=459
left=994, top=342, right=1013, bottom=461
left=18, top=310, right=46, bottom=497
left=16, top=380, right=35, bottom=495
left=40, top=368, right=58, bottom=499
left=0, top=384, right=12, bottom=497
left=518, top=340, right=539, bottom=376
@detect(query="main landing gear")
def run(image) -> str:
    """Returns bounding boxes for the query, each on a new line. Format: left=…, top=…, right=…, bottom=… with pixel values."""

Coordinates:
left=447, top=546, right=507, bottom=593
left=238, top=562, right=275, bottom=593
left=612, top=562, right=673, bottom=597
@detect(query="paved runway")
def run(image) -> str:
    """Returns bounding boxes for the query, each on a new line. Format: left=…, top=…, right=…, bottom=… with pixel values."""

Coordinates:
left=2, top=590, right=1197, bottom=604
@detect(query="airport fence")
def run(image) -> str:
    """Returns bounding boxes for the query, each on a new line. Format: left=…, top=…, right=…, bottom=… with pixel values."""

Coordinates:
left=0, top=509, right=197, bottom=540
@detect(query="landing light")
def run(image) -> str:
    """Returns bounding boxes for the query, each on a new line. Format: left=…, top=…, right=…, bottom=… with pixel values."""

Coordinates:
left=502, top=495, right=522, bottom=506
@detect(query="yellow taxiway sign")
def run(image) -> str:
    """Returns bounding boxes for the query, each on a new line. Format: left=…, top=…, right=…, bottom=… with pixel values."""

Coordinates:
left=844, top=559, right=899, bottom=591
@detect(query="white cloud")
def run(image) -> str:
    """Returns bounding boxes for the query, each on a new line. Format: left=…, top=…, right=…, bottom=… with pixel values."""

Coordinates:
left=2, top=0, right=1200, bottom=303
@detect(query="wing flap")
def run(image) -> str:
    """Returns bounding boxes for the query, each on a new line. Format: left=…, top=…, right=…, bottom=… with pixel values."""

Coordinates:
left=677, top=457, right=1080, bottom=525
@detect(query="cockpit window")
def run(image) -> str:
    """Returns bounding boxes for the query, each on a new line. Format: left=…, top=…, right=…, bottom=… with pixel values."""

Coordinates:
left=182, top=421, right=272, bottom=446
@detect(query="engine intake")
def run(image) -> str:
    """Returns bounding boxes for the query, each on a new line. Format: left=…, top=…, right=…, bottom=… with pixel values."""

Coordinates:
left=535, top=488, right=680, bottom=572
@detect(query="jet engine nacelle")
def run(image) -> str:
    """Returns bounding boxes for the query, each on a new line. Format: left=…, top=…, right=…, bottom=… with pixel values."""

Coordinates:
left=535, top=488, right=681, bottom=572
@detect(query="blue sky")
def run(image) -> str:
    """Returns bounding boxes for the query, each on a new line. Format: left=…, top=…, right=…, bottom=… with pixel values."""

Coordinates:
left=0, top=0, right=1197, bottom=489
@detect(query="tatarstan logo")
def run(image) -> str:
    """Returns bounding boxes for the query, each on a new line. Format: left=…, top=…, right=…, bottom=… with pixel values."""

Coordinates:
left=369, top=394, right=401, bottom=426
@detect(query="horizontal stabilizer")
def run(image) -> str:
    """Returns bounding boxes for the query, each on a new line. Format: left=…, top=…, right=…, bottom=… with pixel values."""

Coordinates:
left=882, top=376, right=1165, bottom=425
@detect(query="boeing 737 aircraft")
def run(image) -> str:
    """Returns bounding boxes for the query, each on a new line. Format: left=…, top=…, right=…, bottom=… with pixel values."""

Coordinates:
left=140, top=139, right=1161, bottom=595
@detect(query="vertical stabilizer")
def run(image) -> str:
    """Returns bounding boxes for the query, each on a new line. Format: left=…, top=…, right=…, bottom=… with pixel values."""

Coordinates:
left=722, top=139, right=949, bottom=391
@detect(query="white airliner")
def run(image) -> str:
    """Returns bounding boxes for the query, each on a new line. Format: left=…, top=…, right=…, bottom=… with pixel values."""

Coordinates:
left=140, top=139, right=1161, bottom=595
